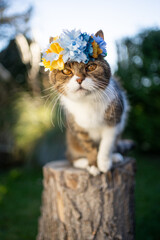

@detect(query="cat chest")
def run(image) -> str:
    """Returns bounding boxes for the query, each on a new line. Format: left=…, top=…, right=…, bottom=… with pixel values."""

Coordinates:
left=75, top=109, right=104, bottom=128
left=65, top=101, right=106, bottom=129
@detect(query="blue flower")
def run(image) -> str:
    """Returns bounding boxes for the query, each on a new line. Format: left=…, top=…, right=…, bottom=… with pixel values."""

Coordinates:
left=58, top=30, right=93, bottom=64
left=81, top=32, right=93, bottom=61
left=92, top=35, right=107, bottom=56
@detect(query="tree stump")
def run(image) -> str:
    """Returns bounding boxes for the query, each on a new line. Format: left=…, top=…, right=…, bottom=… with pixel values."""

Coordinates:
left=37, top=158, right=135, bottom=240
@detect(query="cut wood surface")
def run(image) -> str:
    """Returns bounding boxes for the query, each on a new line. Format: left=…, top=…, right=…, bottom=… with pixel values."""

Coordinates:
left=37, top=158, right=135, bottom=240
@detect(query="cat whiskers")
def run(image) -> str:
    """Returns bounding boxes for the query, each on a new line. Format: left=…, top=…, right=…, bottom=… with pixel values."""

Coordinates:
left=51, top=87, right=66, bottom=129
left=92, top=84, right=110, bottom=103
left=100, top=88, right=118, bottom=124
left=42, top=85, right=66, bottom=130
left=95, top=82, right=124, bottom=124
left=57, top=96, right=65, bottom=131
left=92, top=84, right=118, bottom=124
left=96, top=82, right=124, bottom=111
left=41, top=86, right=57, bottom=110
left=62, top=85, right=75, bottom=131
left=108, top=85, right=124, bottom=111
left=89, top=85, right=107, bottom=110
left=42, top=85, right=56, bottom=93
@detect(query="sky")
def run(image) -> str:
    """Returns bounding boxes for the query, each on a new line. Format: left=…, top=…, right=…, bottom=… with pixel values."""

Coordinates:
left=6, top=0, right=160, bottom=71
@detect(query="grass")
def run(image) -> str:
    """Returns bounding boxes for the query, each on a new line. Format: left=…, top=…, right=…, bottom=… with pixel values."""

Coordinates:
left=0, top=167, right=42, bottom=240
left=0, top=154, right=160, bottom=239
left=135, top=154, right=160, bottom=240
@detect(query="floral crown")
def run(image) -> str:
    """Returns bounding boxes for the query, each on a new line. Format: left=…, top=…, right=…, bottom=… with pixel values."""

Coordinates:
left=41, top=29, right=107, bottom=71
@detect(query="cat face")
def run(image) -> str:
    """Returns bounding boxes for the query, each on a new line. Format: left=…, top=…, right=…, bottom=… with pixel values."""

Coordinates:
left=49, top=57, right=111, bottom=100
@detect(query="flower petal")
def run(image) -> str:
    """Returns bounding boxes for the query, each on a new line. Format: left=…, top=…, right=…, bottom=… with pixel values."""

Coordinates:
left=50, top=42, right=64, bottom=54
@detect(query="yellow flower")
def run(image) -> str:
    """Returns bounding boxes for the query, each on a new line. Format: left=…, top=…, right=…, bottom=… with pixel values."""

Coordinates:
left=50, top=42, right=64, bottom=55
left=92, top=40, right=103, bottom=58
left=42, top=58, right=51, bottom=69
left=46, top=48, right=52, bottom=54
left=48, top=36, right=64, bottom=55
left=42, top=56, right=64, bottom=71
left=50, top=55, right=64, bottom=71
left=42, top=37, right=65, bottom=71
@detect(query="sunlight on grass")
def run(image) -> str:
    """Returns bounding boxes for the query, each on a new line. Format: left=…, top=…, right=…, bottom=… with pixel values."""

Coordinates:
left=12, top=93, right=54, bottom=154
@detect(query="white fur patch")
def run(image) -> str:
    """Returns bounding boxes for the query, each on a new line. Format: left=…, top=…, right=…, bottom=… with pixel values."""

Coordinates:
left=87, top=165, right=100, bottom=176
left=97, top=127, right=116, bottom=172
left=73, top=158, right=100, bottom=176
left=65, top=75, right=80, bottom=93
left=73, top=158, right=88, bottom=169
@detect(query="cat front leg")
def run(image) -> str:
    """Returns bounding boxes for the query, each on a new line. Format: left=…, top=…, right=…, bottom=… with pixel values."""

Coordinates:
left=97, top=127, right=116, bottom=173
left=77, top=140, right=100, bottom=175
left=66, top=122, right=100, bottom=175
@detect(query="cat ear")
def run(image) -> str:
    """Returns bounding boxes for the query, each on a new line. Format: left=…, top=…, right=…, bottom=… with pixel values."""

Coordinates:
left=95, top=30, right=104, bottom=40
left=49, top=37, right=53, bottom=43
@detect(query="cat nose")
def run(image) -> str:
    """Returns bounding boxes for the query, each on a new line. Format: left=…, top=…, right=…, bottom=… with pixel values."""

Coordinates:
left=76, top=76, right=85, bottom=84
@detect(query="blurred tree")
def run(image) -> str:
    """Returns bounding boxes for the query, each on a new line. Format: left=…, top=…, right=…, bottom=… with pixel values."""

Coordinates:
left=0, top=0, right=32, bottom=46
left=0, top=0, right=34, bottom=90
left=0, top=0, right=44, bottom=167
left=115, top=28, right=160, bottom=152
left=0, top=0, right=61, bottom=168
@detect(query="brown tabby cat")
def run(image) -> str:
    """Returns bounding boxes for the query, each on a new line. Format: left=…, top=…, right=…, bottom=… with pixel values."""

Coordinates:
left=49, top=30, right=129, bottom=175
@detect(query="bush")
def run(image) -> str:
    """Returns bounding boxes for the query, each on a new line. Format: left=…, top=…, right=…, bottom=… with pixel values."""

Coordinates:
left=115, top=28, right=160, bottom=152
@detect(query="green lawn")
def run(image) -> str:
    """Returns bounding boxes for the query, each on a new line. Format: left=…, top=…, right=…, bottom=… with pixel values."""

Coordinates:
left=0, top=167, right=42, bottom=240
left=0, top=154, right=160, bottom=240
left=135, top=154, right=160, bottom=240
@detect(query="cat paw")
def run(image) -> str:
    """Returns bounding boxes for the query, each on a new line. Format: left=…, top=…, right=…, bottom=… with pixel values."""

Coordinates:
left=112, top=153, right=123, bottom=163
left=73, top=158, right=88, bottom=169
left=87, top=166, right=100, bottom=176
left=97, top=158, right=112, bottom=173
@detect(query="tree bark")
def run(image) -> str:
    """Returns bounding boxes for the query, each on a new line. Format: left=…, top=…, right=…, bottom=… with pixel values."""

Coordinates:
left=37, top=158, right=135, bottom=240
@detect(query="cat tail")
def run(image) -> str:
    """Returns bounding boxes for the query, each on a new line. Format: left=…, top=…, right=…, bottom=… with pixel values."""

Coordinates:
left=115, top=139, right=136, bottom=154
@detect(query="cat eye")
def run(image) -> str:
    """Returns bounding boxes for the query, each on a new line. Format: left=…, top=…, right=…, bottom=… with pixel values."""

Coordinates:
left=62, top=68, right=72, bottom=75
left=86, top=64, right=97, bottom=72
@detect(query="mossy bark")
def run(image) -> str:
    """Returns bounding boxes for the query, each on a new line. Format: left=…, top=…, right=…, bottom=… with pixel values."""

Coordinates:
left=37, top=158, right=135, bottom=240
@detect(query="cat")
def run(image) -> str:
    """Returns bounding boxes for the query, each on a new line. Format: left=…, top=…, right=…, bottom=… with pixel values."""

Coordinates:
left=49, top=30, right=129, bottom=176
